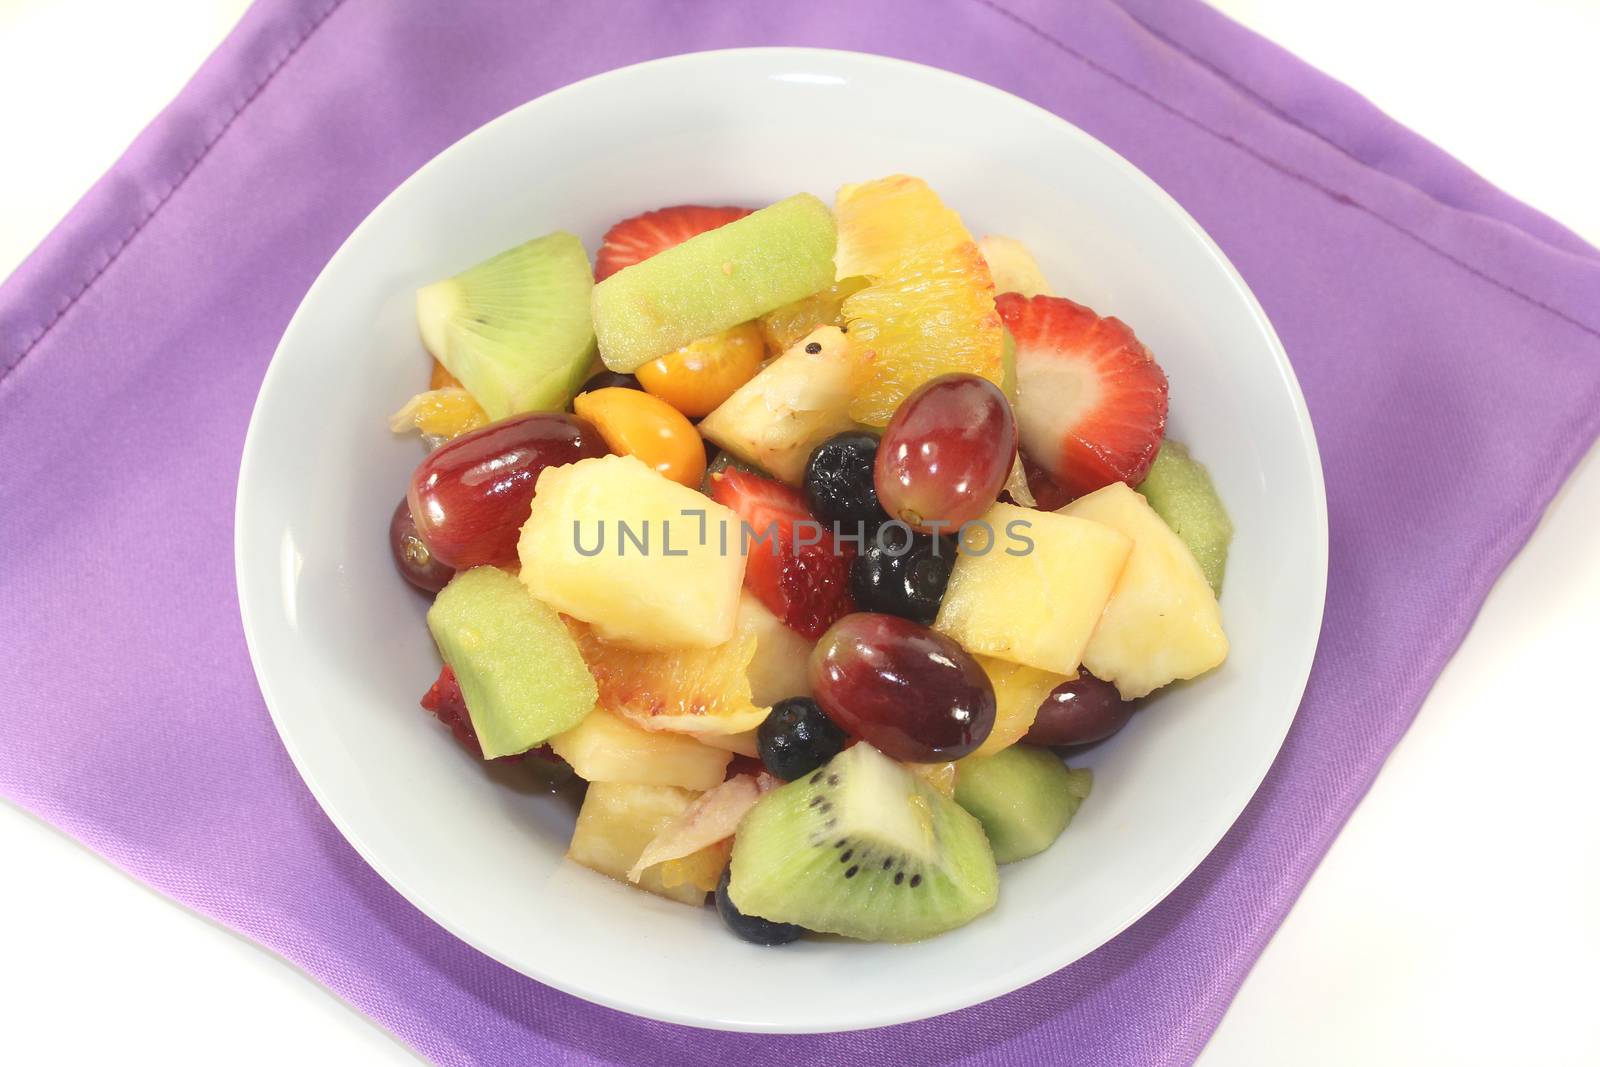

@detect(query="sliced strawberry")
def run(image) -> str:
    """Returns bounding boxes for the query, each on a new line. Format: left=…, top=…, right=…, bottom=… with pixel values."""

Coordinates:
left=594, top=204, right=752, bottom=281
left=708, top=467, right=855, bottom=641
left=998, top=293, right=1168, bottom=500
left=421, top=664, right=482, bottom=757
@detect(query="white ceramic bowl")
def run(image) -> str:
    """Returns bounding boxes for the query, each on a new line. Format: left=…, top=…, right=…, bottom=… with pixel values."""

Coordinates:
left=236, top=48, right=1326, bottom=1033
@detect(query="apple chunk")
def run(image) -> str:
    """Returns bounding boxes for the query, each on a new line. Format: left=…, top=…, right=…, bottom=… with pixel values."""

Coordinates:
left=1060, top=482, right=1228, bottom=699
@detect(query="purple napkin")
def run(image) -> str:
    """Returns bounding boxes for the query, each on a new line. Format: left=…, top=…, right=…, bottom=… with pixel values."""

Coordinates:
left=3, top=1, right=1598, bottom=1063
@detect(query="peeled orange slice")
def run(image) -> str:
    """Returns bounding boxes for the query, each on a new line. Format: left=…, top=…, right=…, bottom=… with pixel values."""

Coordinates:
left=834, top=176, right=1005, bottom=425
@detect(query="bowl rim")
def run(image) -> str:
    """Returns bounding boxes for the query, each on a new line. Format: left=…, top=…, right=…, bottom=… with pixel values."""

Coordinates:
left=235, top=45, right=1328, bottom=1033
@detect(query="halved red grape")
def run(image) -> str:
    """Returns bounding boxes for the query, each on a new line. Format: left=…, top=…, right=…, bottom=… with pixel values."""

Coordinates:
left=390, top=498, right=453, bottom=592
left=407, top=412, right=608, bottom=569
left=875, top=373, right=1017, bottom=533
left=809, top=613, right=995, bottom=762
left=1024, top=673, right=1132, bottom=747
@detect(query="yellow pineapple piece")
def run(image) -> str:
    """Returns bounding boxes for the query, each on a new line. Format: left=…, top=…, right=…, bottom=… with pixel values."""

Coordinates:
left=697, top=326, right=863, bottom=485
left=833, top=176, right=1005, bottom=425
left=1060, top=483, right=1228, bottom=699
left=909, top=761, right=958, bottom=798
left=548, top=708, right=731, bottom=791
left=564, top=593, right=772, bottom=738
left=972, top=656, right=1073, bottom=757
left=978, top=236, right=1054, bottom=297
left=741, top=594, right=813, bottom=706
left=519, top=454, right=745, bottom=648
left=567, top=781, right=708, bottom=905
left=934, top=502, right=1132, bottom=675
left=657, top=841, right=732, bottom=894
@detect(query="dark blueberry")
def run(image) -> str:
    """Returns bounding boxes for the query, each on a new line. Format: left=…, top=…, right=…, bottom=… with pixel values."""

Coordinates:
left=715, top=868, right=805, bottom=945
left=573, top=370, right=641, bottom=399
left=803, top=431, right=887, bottom=527
left=757, top=697, right=848, bottom=781
left=849, top=531, right=959, bottom=625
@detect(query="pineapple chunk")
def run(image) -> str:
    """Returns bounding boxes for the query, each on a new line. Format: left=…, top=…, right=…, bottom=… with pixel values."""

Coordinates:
left=909, top=761, right=958, bottom=798
left=548, top=708, right=731, bottom=791
left=519, top=454, right=745, bottom=649
left=567, top=782, right=708, bottom=905
left=934, top=502, right=1132, bottom=675
left=978, top=236, right=1054, bottom=297
left=741, top=593, right=813, bottom=706
left=697, top=326, right=861, bottom=484
left=972, top=655, right=1072, bottom=757
left=1060, top=483, right=1228, bottom=699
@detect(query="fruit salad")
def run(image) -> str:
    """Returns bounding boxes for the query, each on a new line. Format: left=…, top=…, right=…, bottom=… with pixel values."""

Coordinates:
left=388, top=176, right=1234, bottom=945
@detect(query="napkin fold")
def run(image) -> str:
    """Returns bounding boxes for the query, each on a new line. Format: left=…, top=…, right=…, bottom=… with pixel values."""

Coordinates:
left=2, top=1, right=1597, bottom=1064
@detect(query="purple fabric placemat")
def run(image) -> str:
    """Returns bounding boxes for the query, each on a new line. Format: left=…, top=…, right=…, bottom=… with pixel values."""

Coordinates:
left=3, top=1, right=1598, bottom=1063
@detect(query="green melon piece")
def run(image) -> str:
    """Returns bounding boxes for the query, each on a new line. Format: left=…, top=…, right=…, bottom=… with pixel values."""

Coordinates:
left=728, top=743, right=998, bottom=942
left=954, top=747, right=1091, bottom=864
left=416, top=232, right=597, bottom=420
left=592, top=193, right=837, bottom=372
left=425, top=566, right=597, bottom=758
left=1136, top=440, right=1234, bottom=596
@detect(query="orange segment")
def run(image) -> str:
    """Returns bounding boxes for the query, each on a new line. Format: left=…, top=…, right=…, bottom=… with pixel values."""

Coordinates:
left=389, top=387, right=489, bottom=440
left=833, top=176, right=1005, bottom=425
left=429, top=358, right=463, bottom=390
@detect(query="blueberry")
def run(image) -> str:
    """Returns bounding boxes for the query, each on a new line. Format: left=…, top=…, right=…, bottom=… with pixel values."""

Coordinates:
left=850, top=531, right=958, bottom=625
left=715, top=868, right=804, bottom=945
left=803, top=432, right=886, bottom=528
left=757, top=697, right=847, bottom=781
left=573, top=370, right=640, bottom=398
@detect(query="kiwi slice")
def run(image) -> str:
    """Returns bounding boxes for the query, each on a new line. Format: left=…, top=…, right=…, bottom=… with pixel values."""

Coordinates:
left=954, top=747, right=1091, bottom=864
left=427, top=566, right=597, bottom=758
left=727, top=743, right=998, bottom=942
left=1136, top=440, right=1234, bottom=596
left=592, top=193, right=837, bottom=372
left=416, top=232, right=597, bottom=421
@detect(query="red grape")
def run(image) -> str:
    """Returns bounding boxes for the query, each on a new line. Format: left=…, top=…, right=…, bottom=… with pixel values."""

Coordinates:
left=389, top=498, right=453, bottom=592
left=809, top=613, right=995, bottom=762
left=1024, top=673, right=1132, bottom=747
left=875, top=373, right=1017, bottom=533
left=407, top=412, right=608, bottom=569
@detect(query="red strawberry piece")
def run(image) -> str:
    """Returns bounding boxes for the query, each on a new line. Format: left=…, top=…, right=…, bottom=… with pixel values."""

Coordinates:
left=708, top=467, right=856, bottom=641
left=420, top=664, right=549, bottom=764
left=998, top=293, right=1168, bottom=500
left=1016, top=454, right=1075, bottom=512
left=421, top=664, right=483, bottom=757
left=594, top=204, right=752, bottom=281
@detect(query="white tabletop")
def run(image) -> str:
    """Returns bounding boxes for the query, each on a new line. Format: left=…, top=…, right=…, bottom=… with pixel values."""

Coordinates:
left=2, top=2, right=1596, bottom=1063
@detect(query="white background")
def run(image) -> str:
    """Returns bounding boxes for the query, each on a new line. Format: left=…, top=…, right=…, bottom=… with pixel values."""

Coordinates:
left=1, top=1, right=1597, bottom=1063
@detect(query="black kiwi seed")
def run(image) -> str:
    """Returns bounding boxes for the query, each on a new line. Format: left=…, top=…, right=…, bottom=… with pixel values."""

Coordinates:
left=828, top=774, right=839, bottom=786
left=805, top=341, right=822, bottom=353
left=882, top=858, right=893, bottom=870
left=810, top=772, right=823, bottom=785
left=910, top=874, right=922, bottom=888
left=893, top=872, right=904, bottom=885
left=809, top=796, right=822, bottom=808
left=835, top=839, right=847, bottom=848
left=839, top=849, right=853, bottom=863
left=845, top=866, right=859, bottom=878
